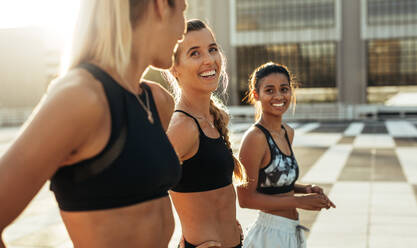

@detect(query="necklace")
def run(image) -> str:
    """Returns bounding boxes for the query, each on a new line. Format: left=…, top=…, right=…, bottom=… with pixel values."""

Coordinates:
left=134, top=87, right=154, bottom=124
left=195, top=115, right=215, bottom=129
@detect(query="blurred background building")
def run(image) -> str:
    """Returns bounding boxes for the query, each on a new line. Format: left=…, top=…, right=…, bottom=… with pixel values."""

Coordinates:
left=1, top=0, right=417, bottom=125
left=188, top=0, right=417, bottom=106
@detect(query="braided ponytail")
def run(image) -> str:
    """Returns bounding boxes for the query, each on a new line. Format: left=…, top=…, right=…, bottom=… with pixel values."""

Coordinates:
left=209, top=97, right=247, bottom=185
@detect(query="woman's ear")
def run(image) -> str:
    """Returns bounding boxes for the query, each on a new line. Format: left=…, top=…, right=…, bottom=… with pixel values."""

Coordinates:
left=153, top=0, right=170, bottom=20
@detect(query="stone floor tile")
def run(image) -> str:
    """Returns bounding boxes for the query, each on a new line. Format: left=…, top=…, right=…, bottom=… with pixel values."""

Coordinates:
left=293, top=133, right=342, bottom=147
left=354, top=135, right=395, bottom=148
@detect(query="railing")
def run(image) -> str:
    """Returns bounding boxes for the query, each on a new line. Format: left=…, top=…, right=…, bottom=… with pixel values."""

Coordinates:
left=228, top=103, right=417, bottom=122
left=1, top=104, right=416, bottom=127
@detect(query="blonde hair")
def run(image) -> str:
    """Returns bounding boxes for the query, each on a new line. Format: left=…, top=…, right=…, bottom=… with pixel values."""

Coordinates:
left=166, top=19, right=247, bottom=185
left=245, top=62, right=298, bottom=121
left=60, top=0, right=151, bottom=76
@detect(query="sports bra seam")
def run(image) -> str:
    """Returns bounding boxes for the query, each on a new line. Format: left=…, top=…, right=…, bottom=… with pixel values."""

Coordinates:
left=74, top=63, right=126, bottom=166
left=172, top=181, right=232, bottom=193
left=57, top=192, right=170, bottom=211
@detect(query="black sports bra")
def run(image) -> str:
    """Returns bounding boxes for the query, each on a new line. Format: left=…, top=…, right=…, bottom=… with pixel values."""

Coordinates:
left=50, top=63, right=182, bottom=211
left=255, top=124, right=299, bottom=195
left=170, top=110, right=235, bottom=193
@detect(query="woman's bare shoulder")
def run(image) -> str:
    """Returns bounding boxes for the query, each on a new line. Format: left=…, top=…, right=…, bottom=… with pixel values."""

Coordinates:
left=242, top=125, right=266, bottom=144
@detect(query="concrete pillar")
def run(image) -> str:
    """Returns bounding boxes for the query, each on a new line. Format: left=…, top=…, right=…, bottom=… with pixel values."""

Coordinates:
left=208, top=0, right=239, bottom=105
left=337, top=0, right=367, bottom=104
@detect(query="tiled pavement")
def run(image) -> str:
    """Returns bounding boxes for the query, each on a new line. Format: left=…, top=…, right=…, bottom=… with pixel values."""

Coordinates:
left=2, top=120, right=417, bottom=248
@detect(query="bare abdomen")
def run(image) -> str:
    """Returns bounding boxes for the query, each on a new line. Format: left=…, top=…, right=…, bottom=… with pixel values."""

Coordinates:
left=61, top=196, right=175, bottom=248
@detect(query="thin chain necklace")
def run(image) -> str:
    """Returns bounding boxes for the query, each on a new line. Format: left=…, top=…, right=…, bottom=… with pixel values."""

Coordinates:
left=134, top=86, right=154, bottom=124
left=180, top=101, right=215, bottom=128
left=195, top=115, right=215, bottom=129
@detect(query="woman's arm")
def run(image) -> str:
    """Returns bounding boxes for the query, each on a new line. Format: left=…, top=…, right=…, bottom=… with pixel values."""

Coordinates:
left=237, top=128, right=329, bottom=211
left=166, top=112, right=199, bottom=161
left=0, top=76, right=106, bottom=243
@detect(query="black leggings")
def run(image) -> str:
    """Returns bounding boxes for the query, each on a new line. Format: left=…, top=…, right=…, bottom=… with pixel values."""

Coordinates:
left=183, top=239, right=242, bottom=248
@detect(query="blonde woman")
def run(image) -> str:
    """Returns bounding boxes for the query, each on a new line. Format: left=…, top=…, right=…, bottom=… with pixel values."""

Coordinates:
left=237, top=62, right=335, bottom=248
left=0, top=0, right=187, bottom=247
left=166, top=19, right=246, bottom=248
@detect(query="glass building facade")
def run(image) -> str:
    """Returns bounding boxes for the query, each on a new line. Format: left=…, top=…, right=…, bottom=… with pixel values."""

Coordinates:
left=231, top=0, right=417, bottom=104
left=236, top=0, right=335, bottom=31
left=366, top=0, right=417, bottom=87
left=233, top=0, right=339, bottom=101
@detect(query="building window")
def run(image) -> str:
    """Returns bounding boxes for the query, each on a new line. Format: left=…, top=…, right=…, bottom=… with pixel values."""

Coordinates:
left=237, top=42, right=336, bottom=102
left=236, top=0, right=336, bottom=31
left=368, top=38, right=417, bottom=86
left=367, top=0, right=417, bottom=26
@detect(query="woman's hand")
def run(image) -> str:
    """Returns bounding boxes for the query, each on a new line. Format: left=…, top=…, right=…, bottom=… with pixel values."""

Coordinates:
left=296, top=193, right=335, bottom=211
left=304, top=185, right=336, bottom=209
left=178, top=236, right=221, bottom=248
left=195, top=241, right=222, bottom=248
left=304, top=184, right=323, bottom=194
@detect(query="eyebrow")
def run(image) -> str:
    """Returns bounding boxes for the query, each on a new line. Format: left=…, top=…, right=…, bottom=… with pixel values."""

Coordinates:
left=186, top=43, right=217, bottom=55
left=263, top=83, right=290, bottom=88
left=187, top=46, right=199, bottom=54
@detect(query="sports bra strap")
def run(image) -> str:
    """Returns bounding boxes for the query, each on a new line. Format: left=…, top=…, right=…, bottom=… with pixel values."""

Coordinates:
left=255, top=123, right=294, bottom=156
left=254, top=123, right=274, bottom=151
left=174, top=110, right=204, bottom=134
left=254, top=123, right=270, bottom=138
left=282, top=125, right=294, bottom=155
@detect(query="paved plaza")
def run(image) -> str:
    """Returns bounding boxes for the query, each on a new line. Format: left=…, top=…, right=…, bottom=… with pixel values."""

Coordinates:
left=1, top=119, right=417, bottom=248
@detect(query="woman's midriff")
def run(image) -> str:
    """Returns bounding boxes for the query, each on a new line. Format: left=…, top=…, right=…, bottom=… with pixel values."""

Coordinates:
left=170, top=185, right=241, bottom=248
left=60, top=196, right=175, bottom=248
left=262, top=190, right=299, bottom=220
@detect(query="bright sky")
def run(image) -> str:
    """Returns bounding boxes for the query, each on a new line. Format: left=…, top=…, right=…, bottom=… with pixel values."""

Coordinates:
left=0, top=0, right=80, bottom=35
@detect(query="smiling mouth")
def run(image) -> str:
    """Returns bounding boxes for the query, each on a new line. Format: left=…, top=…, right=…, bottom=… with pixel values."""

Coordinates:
left=272, top=103, right=285, bottom=107
left=199, top=70, right=216, bottom=78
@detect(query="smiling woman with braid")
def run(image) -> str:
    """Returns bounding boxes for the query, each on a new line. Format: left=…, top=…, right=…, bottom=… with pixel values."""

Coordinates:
left=166, top=19, right=246, bottom=248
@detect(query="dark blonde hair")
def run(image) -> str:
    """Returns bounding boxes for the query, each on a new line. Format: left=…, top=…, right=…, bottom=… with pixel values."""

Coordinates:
left=167, top=19, right=247, bottom=184
left=245, top=62, right=297, bottom=120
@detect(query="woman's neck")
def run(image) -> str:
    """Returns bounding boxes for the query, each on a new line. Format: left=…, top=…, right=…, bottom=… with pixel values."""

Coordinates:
left=90, top=56, right=149, bottom=96
left=259, top=113, right=283, bottom=132
left=178, top=90, right=212, bottom=117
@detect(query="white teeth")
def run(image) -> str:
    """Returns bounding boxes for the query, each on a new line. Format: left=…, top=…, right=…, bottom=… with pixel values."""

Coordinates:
left=272, top=103, right=284, bottom=107
left=200, top=70, right=216, bottom=77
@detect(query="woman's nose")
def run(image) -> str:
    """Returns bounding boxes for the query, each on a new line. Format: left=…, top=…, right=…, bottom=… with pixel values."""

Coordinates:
left=273, top=92, right=284, bottom=100
left=202, top=53, right=215, bottom=65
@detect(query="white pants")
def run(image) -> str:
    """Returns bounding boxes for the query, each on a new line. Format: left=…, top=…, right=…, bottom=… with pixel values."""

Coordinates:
left=243, top=212, right=308, bottom=248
